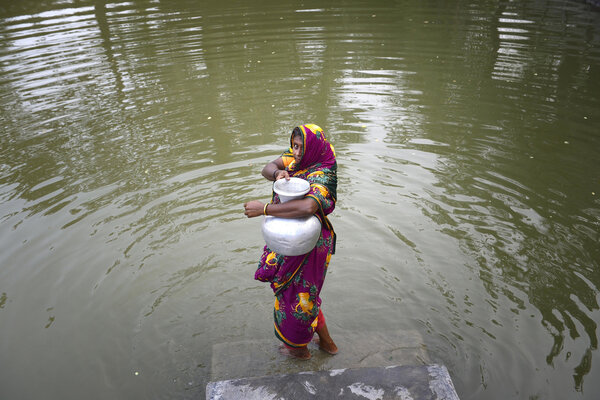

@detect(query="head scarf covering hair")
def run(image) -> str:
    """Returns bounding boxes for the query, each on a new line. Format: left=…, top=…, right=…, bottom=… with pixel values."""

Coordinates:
left=284, top=124, right=337, bottom=201
left=289, top=124, right=336, bottom=172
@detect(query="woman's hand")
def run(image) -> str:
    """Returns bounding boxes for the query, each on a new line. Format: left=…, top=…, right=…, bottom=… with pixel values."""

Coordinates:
left=243, top=200, right=265, bottom=218
left=262, top=158, right=290, bottom=181
left=274, top=170, right=290, bottom=181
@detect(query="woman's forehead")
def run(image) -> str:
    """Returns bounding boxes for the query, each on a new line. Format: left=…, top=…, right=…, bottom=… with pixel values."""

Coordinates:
left=293, top=135, right=303, bottom=145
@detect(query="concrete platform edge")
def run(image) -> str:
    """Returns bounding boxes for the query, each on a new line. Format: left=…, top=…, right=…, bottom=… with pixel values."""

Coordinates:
left=206, top=364, right=460, bottom=400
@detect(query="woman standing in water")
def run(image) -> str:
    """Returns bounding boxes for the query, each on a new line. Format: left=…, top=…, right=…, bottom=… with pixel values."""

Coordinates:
left=243, top=124, right=338, bottom=360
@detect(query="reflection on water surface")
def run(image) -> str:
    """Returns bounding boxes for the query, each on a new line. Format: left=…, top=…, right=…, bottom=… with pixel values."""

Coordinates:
left=0, top=1, right=599, bottom=399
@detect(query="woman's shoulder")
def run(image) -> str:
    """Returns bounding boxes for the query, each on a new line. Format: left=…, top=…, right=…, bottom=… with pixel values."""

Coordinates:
left=281, top=152, right=294, bottom=168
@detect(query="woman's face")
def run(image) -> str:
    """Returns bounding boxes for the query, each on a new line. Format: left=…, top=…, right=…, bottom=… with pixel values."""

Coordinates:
left=292, top=135, right=303, bottom=164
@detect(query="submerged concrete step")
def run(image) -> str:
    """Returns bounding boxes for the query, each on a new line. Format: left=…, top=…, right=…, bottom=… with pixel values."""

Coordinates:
left=209, top=330, right=430, bottom=382
left=206, top=364, right=460, bottom=400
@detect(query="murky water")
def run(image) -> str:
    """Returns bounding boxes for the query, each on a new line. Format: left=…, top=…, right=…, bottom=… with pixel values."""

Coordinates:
left=1, top=1, right=599, bottom=399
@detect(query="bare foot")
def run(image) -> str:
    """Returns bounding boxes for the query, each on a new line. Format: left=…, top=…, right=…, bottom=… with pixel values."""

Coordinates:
left=313, top=337, right=338, bottom=355
left=279, top=345, right=311, bottom=360
left=314, top=312, right=338, bottom=355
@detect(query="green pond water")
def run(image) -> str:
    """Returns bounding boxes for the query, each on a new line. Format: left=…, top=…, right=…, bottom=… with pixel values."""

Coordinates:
left=1, top=0, right=599, bottom=399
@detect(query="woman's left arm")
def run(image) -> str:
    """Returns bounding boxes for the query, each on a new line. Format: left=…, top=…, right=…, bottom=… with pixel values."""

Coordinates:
left=243, top=198, right=318, bottom=218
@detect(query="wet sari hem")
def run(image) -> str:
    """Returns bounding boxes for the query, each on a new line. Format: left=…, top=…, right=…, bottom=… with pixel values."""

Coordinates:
left=274, top=322, right=309, bottom=348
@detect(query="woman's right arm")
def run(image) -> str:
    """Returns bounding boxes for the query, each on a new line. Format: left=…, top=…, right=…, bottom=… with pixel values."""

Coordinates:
left=262, top=157, right=289, bottom=181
